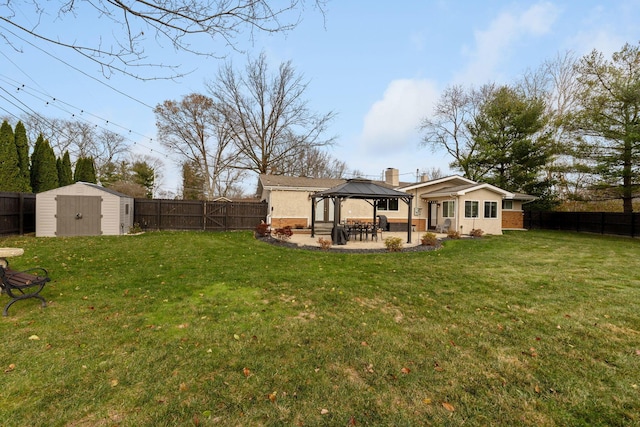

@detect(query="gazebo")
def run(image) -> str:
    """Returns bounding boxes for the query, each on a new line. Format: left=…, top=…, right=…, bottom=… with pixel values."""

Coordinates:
left=310, top=178, right=414, bottom=243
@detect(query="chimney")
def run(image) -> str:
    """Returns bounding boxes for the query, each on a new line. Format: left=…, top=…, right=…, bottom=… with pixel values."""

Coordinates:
left=421, top=174, right=430, bottom=182
left=385, top=168, right=399, bottom=187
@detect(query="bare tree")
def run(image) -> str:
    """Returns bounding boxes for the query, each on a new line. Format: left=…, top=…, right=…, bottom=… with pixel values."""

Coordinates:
left=419, top=84, right=495, bottom=180
left=518, top=51, right=596, bottom=203
left=207, top=52, right=336, bottom=176
left=155, top=93, right=243, bottom=199
left=277, top=146, right=352, bottom=179
left=1, top=0, right=326, bottom=79
left=19, top=114, right=130, bottom=181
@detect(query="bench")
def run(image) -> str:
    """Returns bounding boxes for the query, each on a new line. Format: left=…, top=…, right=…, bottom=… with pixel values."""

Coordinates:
left=0, top=264, right=50, bottom=316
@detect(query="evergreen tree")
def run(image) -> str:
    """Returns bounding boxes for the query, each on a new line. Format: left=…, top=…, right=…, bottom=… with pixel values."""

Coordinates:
left=0, top=120, right=23, bottom=192
left=467, top=86, right=555, bottom=204
left=13, top=121, right=32, bottom=192
left=181, top=160, right=205, bottom=200
left=572, top=43, right=640, bottom=212
left=30, top=135, right=59, bottom=192
left=131, top=161, right=155, bottom=198
left=30, top=134, right=43, bottom=192
left=58, top=151, right=74, bottom=186
left=74, top=157, right=97, bottom=183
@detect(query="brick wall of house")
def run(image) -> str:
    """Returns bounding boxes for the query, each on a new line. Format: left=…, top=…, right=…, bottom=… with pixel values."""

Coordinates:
left=271, top=218, right=308, bottom=228
left=502, top=211, right=524, bottom=229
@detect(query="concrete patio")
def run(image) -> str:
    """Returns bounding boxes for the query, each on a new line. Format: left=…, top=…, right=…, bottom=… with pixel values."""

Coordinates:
left=281, top=231, right=447, bottom=250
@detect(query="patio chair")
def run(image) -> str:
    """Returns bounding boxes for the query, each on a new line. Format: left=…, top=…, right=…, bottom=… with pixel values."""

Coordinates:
left=435, top=218, right=451, bottom=234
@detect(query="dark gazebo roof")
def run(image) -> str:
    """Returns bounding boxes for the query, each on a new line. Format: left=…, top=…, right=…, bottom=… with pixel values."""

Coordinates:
left=314, top=178, right=413, bottom=200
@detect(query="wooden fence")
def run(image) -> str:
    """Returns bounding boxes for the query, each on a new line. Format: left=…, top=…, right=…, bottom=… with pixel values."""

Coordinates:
left=524, top=211, right=640, bottom=238
left=134, top=199, right=268, bottom=232
left=0, top=192, right=36, bottom=236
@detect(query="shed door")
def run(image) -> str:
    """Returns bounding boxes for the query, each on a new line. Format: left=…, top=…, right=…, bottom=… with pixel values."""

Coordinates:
left=56, top=195, right=102, bottom=236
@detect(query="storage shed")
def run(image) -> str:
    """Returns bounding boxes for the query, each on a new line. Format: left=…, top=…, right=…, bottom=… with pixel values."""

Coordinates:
left=36, top=182, right=134, bottom=237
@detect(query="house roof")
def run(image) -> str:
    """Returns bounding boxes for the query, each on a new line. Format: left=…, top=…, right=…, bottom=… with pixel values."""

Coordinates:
left=511, top=193, right=538, bottom=201
left=400, top=175, right=476, bottom=192
left=314, top=178, right=413, bottom=200
left=420, top=182, right=514, bottom=198
left=258, top=174, right=345, bottom=191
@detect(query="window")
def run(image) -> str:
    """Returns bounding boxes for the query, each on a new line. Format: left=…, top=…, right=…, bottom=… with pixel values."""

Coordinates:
left=484, top=201, right=497, bottom=218
left=442, top=201, right=455, bottom=218
left=465, top=201, right=479, bottom=218
left=376, top=198, right=399, bottom=211
left=502, top=200, right=513, bottom=210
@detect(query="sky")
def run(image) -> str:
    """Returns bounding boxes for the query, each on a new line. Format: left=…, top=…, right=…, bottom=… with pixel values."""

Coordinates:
left=2, top=0, right=640, bottom=195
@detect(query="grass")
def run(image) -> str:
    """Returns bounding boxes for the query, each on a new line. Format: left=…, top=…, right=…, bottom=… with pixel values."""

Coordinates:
left=0, top=230, right=639, bottom=426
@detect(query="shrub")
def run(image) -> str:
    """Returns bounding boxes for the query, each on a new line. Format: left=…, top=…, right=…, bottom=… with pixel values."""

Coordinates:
left=420, top=232, right=438, bottom=246
left=470, top=228, right=484, bottom=238
left=274, top=226, right=293, bottom=240
left=447, top=229, right=461, bottom=239
left=255, top=222, right=271, bottom=237
left=384, top=236, right=403, bottom=252
left=317, top=237, right=332, bottom=250
left=128, top=223, right=143, bottom=234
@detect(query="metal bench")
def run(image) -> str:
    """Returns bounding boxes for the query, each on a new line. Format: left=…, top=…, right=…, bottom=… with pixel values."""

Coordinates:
left=0, top=262, right=50, bottom=316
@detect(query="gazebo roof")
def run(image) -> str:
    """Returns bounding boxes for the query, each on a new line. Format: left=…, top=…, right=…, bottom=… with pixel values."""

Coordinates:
left=314, top=178, right=413, bottom=200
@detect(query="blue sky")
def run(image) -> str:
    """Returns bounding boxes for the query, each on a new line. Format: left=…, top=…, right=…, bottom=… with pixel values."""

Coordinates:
left=2, top=1, right=640, bottom=194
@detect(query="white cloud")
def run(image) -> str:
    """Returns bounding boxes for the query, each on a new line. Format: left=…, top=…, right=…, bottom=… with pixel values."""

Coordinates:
left=455, top=1, right=560, bottom=84
left=359, top=78, right=438, bottom=153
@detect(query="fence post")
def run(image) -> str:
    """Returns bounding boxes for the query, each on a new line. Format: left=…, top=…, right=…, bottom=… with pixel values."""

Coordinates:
left=19, top=193, right=25, bottom=235
left=156, top=200, right=162, bottom=230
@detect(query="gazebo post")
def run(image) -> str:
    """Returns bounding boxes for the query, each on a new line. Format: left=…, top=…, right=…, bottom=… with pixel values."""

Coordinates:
left=407, top=196, right=412, bottom=243
left=310, top=196, right=316, bottom=237
left=331, top=196, right=340, bottom=244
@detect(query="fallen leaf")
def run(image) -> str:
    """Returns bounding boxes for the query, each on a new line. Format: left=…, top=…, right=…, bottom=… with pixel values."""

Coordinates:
left=423, top=398, right=432, bottom=404
left=635, top=349, right=640, bottom=356
left=233, top=334, right=240, bottom=340
left=4, top=363, right=16, bottom=373
left=361, top=341, right=368, bottom=346
left=268, top=391, right=277, bottom=402
left=243, top=367, right=251, bottom=377
left=534, top=385, right=541, bottom=393
left=110, top=379, right=119, bottom=387
left=442, top=402, right=455, bottom=412
left=348, top=415, right=357, bottom=425
left=179, top=382, right=188, bottom=391
left=401, top=367, right=411, bottom=374
left=28, top=335, right=40, bottom=340
left=320, top=408, right=329, bottom=415
left=177, top=323, right=188, bottom=329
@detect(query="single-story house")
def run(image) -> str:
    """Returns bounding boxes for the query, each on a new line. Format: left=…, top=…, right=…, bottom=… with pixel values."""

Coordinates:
left=36, top=182, right=134, bottom=237
left=258, top=168, right=535, bottom=235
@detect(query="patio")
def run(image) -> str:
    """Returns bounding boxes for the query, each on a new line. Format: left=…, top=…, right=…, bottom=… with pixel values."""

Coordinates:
left=281, top=231, right=447, bottom=250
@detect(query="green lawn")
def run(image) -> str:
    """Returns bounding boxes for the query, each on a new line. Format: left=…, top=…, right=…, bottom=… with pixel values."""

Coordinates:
left=0, top=230, right=639, bottom=426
